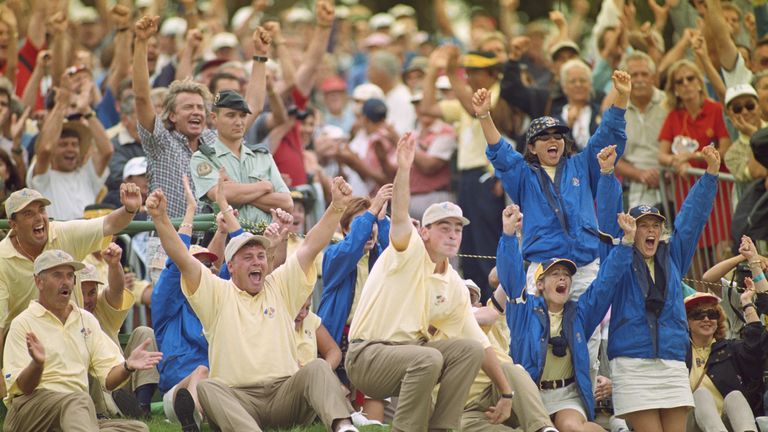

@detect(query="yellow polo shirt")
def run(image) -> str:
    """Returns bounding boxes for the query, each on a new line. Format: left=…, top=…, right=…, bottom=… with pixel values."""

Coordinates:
left=295, top=311, right=322, bottom=368
left=690, top=340, right=724, bottom=414
left=83, top=255, right=150, bottom=307
left=3, top=301, right=125, bottom=404
left=349, top=226, right=490, bottom=348
left=182, top=253, right=317, bottom=387
left=0, top=219, right=111, bottom=330
left=541, top=310, right=573, bottom=381
left=287, top=234, right=323, bottom=276
left=466, top=306, right=513, bottom=405
left=439, top=82, right=500, bottom=171
left=346, top=254, right=369, bottom=325
left=93, top=289, right=135, bottom=346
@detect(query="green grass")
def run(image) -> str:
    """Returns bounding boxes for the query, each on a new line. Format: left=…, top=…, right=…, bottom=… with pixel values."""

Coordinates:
left=144, top=417, right=385, bottom=431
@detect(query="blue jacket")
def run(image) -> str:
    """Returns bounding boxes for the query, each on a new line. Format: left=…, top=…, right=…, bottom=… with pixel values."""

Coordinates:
left=151, top=234, right=209, bottom=392
left=486, top=106, right=627, bottom=266
left=498, top=232, right=632, bottom=420
left=318, top=213, right=390, bottom=344
left=598, top=173, right=718, bottom=361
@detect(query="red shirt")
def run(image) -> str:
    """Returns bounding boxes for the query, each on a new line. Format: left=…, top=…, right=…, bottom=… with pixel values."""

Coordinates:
left=658, top=98, right=729, bottom=171
left=273, top=89, right=308, bottom=187
left=410, top=121, right=455, bottom=194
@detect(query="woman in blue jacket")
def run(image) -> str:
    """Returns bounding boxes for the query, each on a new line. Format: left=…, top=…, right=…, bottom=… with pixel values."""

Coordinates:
left=497, top=203, right=635, bottom=432
left=474, top=70, right=631, bottom=300
left=596, top=146, right=721, bottom=431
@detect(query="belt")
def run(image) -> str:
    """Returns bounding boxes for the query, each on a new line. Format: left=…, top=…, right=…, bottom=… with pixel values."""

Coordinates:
left=539, top=376, right=575, bottom=390
left=350, top=339, right=365, bottom=344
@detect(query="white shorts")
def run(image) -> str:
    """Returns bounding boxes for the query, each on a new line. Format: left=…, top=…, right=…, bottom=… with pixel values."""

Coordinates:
left=526, top=257, right=599, bottom=300
left=610, top=357, right=694, bottom=417
left=540, top=383, right=587, bottom=419
left=162, top=384, right=179, bottom=423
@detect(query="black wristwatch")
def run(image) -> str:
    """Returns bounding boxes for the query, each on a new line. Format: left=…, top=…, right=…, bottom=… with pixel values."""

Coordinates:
left=123, top=361, right=136, bottom=373
left=742, top=303, right=757, bottom=312
left=501, top=392, right=514, bottom=399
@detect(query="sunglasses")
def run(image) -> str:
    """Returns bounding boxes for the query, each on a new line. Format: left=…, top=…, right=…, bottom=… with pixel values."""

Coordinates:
left=689, top=309, right=720, bottom=321
left=536, top=133, right=564, bottom=142
left=674, top=75, right=696, bottom=86
left=730, top=101, right=756, bottom=114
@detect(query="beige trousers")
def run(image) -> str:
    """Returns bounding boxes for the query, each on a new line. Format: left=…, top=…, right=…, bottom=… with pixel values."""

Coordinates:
left=346, top=338, right=485, bottom=431
left=196, top=359, right=353, bottom=432
left=462, top=362, right=554, bottom=432
left=5, top=389, right=148, bottom=432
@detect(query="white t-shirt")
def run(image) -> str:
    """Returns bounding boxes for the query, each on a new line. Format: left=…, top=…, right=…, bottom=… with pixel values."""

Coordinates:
left=346, top=129, right=371, bottom=196
left=27, top=159, right=109, bottom=220
left=386, top=83, right=417, bottom=135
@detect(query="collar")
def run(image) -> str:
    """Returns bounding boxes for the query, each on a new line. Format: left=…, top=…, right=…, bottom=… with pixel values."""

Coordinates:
left=629, top=88, right=665, bottom=111
left=0, top=222, right=59, bottom=259
left=117, top=126, right=137, bottom=146
left=29, top=300, right=78, bottom=322
left=213, top=138, right=255, bottom=157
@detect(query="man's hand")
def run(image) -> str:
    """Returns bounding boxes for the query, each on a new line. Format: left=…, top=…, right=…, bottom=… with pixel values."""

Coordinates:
left=330, top=176, right=353, bottom=210
left=263, top=21, right=283, bottom=42
left=395, top=132, right=417, bottom=170
left=595, top=375, right=613, bottom=401
left=618, top=213, right=636, bottom=243
left=252, top=26, right=271, bottom=56
left=110, top=4, right=132, bottom=29
left=701, top=145, right=721, bottom=175
left=549, top=10, right=567, bottom=30
left=134, top=15, right=160, bottom=41
left=739, top=235, right=759, bottom=261
left=501, top=204, right=522, bottom=236
left=638, top=168, right=660, bottom=188
left=101, top=243, right=123, bottom=266
left=27, top=332, right=45, bottom=366
left=598, top=145, right=618, bottom=172
left=185, top=29, right=203, bottom=54
left=612, top=70, right=632, bottom=95
left=428, top=45, right=451, bottom=70
left=48, top=12, right=68, bottom=35
left=120, top=183, right=143, bottom=214
left=741, top=278, right=757, bottom=306
left=9, top=107, right=30, bottom=142
left=75, top=81, right=94, bottom=113
left=731, top=114, right=758, bottom=138
left=124, top=339, right=163, bottom=371
left=370, top=184, right=393, bottom=217
left=472, top=88, right=492, bottom=117
left=270, top=208, right=294, bottom=232
left=509, top=36, right=530, bottom=61
left=145, top=189, right=168, bottom=220
left=315, top=0, right=335, bottom=27
left=485, top=397, right=512, bottom=424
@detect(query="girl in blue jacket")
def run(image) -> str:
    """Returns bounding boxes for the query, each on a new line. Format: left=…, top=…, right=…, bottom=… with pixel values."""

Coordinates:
left=474, top=70, right=631, bottom=300
left=596, top=146, right=721, bottom=432
left=497, top=203, right=635, bottom=432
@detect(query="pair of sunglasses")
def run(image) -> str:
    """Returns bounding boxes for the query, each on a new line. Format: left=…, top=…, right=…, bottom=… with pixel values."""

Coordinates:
left=689, top=309, right=720, bottom=321
left=731, top=101, right=757, bottom=114
left=536, top=133, right=564, bottom=142
left=674, top=75, right=696, bottom=86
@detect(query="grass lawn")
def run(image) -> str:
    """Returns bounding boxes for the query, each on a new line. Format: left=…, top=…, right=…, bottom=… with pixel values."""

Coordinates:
left=144, top=417, right=385, bottom=431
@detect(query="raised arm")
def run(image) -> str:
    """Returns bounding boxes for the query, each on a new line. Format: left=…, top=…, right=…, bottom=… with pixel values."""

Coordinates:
left=132, top=15, right=160, bottom=132
left=106, top=5, right=133, bottom=97
left=445, top=46, right=479, bottom=117
left=390, top=133, right=417, bottom=251
left=76, top=82, right=114, bottom=175
left=497, top=204, right=526, bottom=301
left=26, top=0, right=47, bottom=49
left=293, top=0, right=334, bottom=96
left=263, top=208, right=293, bottom=269
left=21, top=50, right=49, bottom=110
left=32, top=86, right=68, bottom=176
left=739, top=236, right=768, bottom=293
left=101, top=243, right=127, bottom=310
left=174, top=29, right=203, bottom=81
left=102, top=183, right=142, bottom=236
left=295, top=177, right=354, bottom=275
left=703, top=0, right=738, bottom=71
left=473, top=88, right=501, bottom=145
left=1, top=8, right=18, bottom=88
left=244, top=27, right=270, bottom=131
left=420, top=47, right=450, bottom=118
left=145, top=188, right=202, bottom=294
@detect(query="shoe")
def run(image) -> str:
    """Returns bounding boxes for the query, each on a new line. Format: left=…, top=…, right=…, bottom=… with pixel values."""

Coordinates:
left=111, top=388, right=143, bottom=419
left=351, top=409, right=384, bottom=426
left=538, top=428, right=560, bottom=432
left=174, top=388, right=200, bottom=432
left=337, top=425, right=359, bottom=432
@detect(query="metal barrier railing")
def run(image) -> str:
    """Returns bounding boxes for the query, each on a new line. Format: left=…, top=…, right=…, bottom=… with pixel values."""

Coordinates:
left=657, top=167, right=739, bottom=286
left=0, top=214, right=218, bottom=235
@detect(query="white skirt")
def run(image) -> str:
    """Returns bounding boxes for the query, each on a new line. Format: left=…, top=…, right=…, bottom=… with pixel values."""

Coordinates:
left=610, top=357, right=694, bottom=417
left=540, top=383, right=588, bottom=419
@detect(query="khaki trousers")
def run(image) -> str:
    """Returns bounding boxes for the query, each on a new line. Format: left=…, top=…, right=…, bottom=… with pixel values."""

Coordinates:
left=687, top=388, right=758, bottom=432
left=197, top=359, right=353, bottom=431
left=124, top=326, right=160, bottom=390
left=5, top=389, right=148, bottom=432
left=462, top=362, right=554, bottom=432
left=346, top=338, right=485, bottom=431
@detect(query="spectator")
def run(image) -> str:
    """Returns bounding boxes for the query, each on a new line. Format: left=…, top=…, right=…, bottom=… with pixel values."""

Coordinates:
left=28, top=85, right=113, bottom=221
left=1, top=250, right=161, bottom=432
left=615, top=52, right=668, bottom=209
left=723, top=84, right=768, bottom=183
left=319, top=76, right=355, bottom=135
left=346, top=135, right=514, bottom=431
left=190, top=90, right=291, bottom=225
left=366, top=50, right=416, bottom=135
left=104, top=95, right=146, bottom=208
left=0, top=148, right=24, bottom=218
left=145, top=174, right=359, bottom=432
left=558, top=59, right=602, bottom=151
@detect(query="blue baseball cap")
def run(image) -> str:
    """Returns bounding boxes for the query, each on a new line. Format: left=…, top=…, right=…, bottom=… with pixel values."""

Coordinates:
left=534, top=258, right=577, bottom=281
left=525, top=116, right=570, bottom=145
left=362, top=98, right=388, bottom=123
left=629, top=204, right=666, bottom=223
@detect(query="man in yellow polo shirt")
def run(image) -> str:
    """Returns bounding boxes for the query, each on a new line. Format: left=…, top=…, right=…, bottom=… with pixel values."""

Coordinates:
left=80, top=242, right=160, bottom=419
left=145, top=176, right=359, bottom=432
left=346, top=133, right=514, bottom=432
left=2, top=249, right=162, bottom=431
left=0, top=185, right=142, bottom=396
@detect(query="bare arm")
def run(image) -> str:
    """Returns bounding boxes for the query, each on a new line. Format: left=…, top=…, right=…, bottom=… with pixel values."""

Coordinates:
left=101, top=243, right=127, bottom=310
left=33, top=89, right=68, bottom=176
left=390, top=133, right=416, bottom=251
left=106, top=5, right=133, bottom=97
left=180, top=0, right=200, bottom=31
left=205, top=180, right=272, bottom=207
left=251, top=192, right=293, bottom=214
left=293, top=0, right=334, bottom=97
left=413, top=151, right=449, bottom=175
left=420, top=53, right=448, bottom=118
left=702, top=254, right=745, bottom=283
left=132, top=16, right=160, bottom=133
left=26, top=0, right=47, bottom=49
left=77, top=84, right=114, bottom=175
left=316, top=324, right=341, bottom=369
left=692, top=33, right=726, bottom=102
left=473, top=88, right=502, bottom=145
left=658, top=30, right=693, bottom=74
left=21, top=50, right=48, bottom=110
left=174, top=29, right=202, bottom=81
left=703, top=0, right=738, bottom=70
left=48, top=12, right=69, bottom=88
left=434, top=0, right=455, bottom=37
left=244, top=27, right=269, bottom=131
left=445, top=46, right=478, bottom=117
left=102, top=184, right=142, bottom=236
left=265, top=80, right=288, bottom=129
left=1, top=9, right=18, bottom=89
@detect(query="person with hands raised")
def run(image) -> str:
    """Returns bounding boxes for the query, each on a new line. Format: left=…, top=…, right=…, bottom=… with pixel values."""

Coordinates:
left=683, top=282, right=767, bottom=432
left=2, top=249, right=162, bottom=432
left=347, top=133, right=515, bottom=431
left=146, top=175, right=360, bottom=432
left=498, top=200, right=635, bottom=432
left=594, top=145, right=721, bottom=432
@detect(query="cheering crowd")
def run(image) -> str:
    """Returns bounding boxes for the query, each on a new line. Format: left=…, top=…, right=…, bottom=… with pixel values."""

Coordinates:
left=0, top=0, right=768, bottom=431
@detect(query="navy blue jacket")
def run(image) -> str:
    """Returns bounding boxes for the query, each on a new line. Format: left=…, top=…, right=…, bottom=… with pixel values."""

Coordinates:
left=486, top=106, right=627, bottom=266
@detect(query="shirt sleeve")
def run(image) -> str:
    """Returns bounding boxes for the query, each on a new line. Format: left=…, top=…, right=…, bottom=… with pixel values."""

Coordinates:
left=181, top=262, right=226, bottom=330
left=56, top=219, right=111, bottom=261
left=460, top=304, right=492, bottom=349
left=426, top=133, right=457, bottom=161
left=267, top=253, right=318, bottom=317
left=722, top=53, right=754, bottom=88
left=138, top=116, right=166, bottom=159
left=94, top=289, right=135, bottom=338
left=190, top=152, right=219, bottom=200
left=0, top=279, right=9, bottom=330
left=86, top=312, right=126, bottom=389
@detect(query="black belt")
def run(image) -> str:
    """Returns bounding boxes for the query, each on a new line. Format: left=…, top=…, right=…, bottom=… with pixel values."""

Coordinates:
left=539, top=376, right=575, bottom=390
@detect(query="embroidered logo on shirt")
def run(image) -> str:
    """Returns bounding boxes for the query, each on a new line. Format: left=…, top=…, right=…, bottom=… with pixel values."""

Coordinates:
left=81, top=327, right=92, bottom=337
left=572, top=177, right=580, bottom=187
left=196, top=161, right=213, bottom=177
left=264, top=307, right=276, bottom=318
left=434, top=295, right=446, bottom=306
left=304, top=329, right=313, bottom=338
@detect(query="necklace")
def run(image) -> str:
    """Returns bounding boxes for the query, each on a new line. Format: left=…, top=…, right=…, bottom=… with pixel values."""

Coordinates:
left=13, top=236, right=37, bottom=261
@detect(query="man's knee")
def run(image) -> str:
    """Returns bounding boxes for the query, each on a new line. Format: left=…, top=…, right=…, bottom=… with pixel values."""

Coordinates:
left=452, top=338, right=485, bottom=364
left=413, top=347, right=444, bottom=376
left=130, top=326, right=156, bottom=342
left=193, top=365, right=209, bottom=378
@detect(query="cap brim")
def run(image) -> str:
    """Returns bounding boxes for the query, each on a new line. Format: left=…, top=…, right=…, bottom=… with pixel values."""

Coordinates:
left=37, top=260, right=86, bottom=275
left=543, top=259, right=577, bottom=276
left=528, top=125, right=571, bottom=143
left=635, top=213, right=666, bottom=223
left=226, top=235, right=272, bottom=262
left=192, top=251, right=219, bottom=262
left=426, top=215, right=471, bottom=227
left=12, top=197, right=52, bottom=216
left=684, top=294, right=719, bottom=310
left=80, top=278, right=104, bottom=284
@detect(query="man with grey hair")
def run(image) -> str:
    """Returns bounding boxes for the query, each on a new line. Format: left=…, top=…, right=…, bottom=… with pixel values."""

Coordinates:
left=367, top=51, right=416, bottom=134
left=614, top=51, right=668, bottom=209
left=104, top=94, right=146, bottom=207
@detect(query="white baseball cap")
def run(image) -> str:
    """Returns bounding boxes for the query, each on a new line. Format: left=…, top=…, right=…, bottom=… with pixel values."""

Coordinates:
left=210, top=32, right=239, bottom=52
left=369, top=13, right=394, bottom=30
left=225, top=233, right=272, bottom=263
left=160, top=17, right=187, bottom=37
left=352, top=83, right=385, bottom=101
left=724, top=84, right=758, bottom=108
left=422, top=202, right=470, bottom=227
left=123, top=156, right=147, bottom=180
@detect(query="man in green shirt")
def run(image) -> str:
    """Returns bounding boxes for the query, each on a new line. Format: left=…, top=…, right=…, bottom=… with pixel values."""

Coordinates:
left=191, top=90, right=292, bottom=224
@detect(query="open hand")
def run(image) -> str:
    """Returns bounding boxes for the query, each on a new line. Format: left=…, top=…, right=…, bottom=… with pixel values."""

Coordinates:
left=125, top=338, right=163, bottom=371
left=612, top=70, right=632, bottom=95
left=27, top=332, right=45, bottom=366
left=485, top=396, right=512, bottom=424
